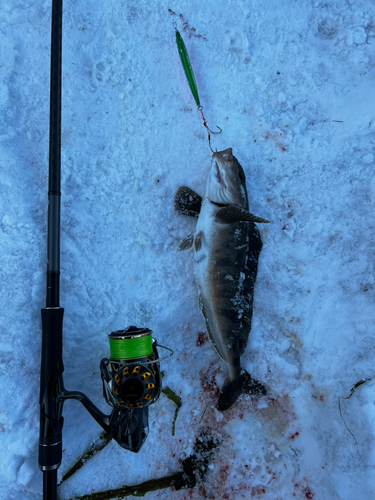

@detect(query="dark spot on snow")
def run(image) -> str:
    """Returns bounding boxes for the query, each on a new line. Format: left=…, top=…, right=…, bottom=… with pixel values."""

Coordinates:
left=196, top=331, right=208, bottom=347
left=251, top=486, right=266, bottom=495
left=303, top=487, right=315, bottom=499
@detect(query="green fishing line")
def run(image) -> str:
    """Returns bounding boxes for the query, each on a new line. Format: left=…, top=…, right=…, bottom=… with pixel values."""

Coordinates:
left=175, top=29, right=201, bottom=107
left=109, top=335, right=153, bottom=360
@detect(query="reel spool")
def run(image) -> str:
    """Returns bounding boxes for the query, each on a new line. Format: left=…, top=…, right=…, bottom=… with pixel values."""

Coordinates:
left=102, top=326, right=162, bottom=410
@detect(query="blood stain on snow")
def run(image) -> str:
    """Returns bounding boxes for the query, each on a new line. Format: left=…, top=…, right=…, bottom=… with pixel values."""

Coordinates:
left=251, top=485, right=266, bottom=496
left=198, top=486, right=206, bottom=496
left=289, top=431, right=300, bottom=440
left=263, top=130, right=287, bottom=152
left=219, top=464, right=230, bottom=481
left=199, top=361, right=221, bottom=398
left=294, top=481, right=315, bottom=499
left=196, top=331, right=208, bottom=347
left=303, top=489, right=315, bottom=500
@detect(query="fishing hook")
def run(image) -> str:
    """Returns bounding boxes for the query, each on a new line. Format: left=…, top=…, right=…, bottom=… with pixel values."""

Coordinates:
left=198, top=106, right=222, bottom=153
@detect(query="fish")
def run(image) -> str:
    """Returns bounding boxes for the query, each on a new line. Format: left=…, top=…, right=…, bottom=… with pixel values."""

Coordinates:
left=174, top=148, right=269, bottom=411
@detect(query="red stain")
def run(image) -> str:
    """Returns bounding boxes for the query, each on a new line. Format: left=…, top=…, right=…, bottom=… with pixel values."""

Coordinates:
left=303, top=487, right=315, bottom=499
left=319, top=395, right=324, bottom=402
left=294, top=481, right=315, bottom=499
left=239, top=413, right=244, bottom=420
left=198, top=485, right=206, bottom=496
left=196, top=331, right=208, bottom=347
left=199, top=361, right=221, bottom=397
left=251, top=486, right=266, bottom=496
left=290, top=431, right=300, bottom=440
left=263, top=129, right=287, bottom=151
left=267, top=471, right=277, bottom=483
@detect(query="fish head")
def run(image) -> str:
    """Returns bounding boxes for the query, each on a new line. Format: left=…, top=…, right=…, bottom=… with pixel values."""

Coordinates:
left=205, top=148, right=248, bottom=208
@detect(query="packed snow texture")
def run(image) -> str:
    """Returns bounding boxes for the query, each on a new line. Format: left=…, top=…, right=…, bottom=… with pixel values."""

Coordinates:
left=1, top=0, right=375, bottom=499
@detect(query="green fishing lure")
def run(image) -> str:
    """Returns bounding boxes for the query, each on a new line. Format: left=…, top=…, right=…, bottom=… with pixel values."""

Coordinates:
left=175, top=27, right=221, bottom=151
left=175, top=29, right=201, bottom=108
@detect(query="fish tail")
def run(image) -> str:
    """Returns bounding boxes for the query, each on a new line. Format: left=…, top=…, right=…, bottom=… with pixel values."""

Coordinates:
left=216, top=370, right=266, bottom=412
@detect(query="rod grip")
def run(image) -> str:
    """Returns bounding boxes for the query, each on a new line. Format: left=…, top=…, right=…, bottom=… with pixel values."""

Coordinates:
left=39, top=307, right=64, bottom=471
left=40, top=307, right=63, bottom=397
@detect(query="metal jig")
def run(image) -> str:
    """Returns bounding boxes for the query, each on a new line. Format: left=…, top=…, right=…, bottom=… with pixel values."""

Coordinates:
left=175, top=27, right=222, bottom=153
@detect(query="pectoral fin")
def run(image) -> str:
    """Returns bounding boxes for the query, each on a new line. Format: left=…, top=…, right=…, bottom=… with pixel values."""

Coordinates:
left=215, top=205, right=270, bottom=224
left=194, top=231, right=203, bottom=252
left=177, top=232, right=195, bottom=252
left=174, top=186, right=202, bottom=218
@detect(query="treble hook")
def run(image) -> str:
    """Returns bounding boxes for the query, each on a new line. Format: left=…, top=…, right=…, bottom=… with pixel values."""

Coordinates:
left=198, top=106, right=222, bottom=153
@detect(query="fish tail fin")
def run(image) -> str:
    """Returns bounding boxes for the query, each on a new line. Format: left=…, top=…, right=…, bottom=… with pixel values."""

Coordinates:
left=216, top=371, right=266, bottom=412
left=241, top=370, right=267, bottom=396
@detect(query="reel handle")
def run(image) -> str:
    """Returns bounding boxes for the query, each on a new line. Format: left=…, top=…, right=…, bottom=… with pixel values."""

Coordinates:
left=59, top=390, right=149, bottom=453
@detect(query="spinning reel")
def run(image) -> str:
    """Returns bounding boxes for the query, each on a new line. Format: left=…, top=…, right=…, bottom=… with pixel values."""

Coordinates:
left=39, top=320, right=171, bottom=478
left=100, top=326, right=165, bottom=452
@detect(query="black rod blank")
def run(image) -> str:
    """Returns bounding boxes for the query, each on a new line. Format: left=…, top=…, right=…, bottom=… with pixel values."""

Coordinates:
left=47, top=0, right=63, bottom=308
left=39, top=2, right=64, bottom=500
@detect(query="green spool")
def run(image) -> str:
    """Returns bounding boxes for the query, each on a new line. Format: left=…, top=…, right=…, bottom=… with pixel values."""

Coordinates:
left=108, top=329, right=153, bottom=360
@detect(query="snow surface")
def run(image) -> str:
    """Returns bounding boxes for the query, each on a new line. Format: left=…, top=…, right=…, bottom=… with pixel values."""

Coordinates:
left=1, top=0, right=375, bottom=498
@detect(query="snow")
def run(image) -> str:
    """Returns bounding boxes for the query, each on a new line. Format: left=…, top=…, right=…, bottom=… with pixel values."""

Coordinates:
left=1, top=0, right=375, bottom=499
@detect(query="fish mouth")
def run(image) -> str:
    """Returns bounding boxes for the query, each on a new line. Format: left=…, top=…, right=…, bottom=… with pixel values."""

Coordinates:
left=215, top=162, right=226, bottom=188
left=207, top=148, right=246, bottom=207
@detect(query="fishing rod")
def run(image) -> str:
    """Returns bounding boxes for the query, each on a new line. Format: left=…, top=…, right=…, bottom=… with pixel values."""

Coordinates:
left=39, top=2, right=170, bottom=498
